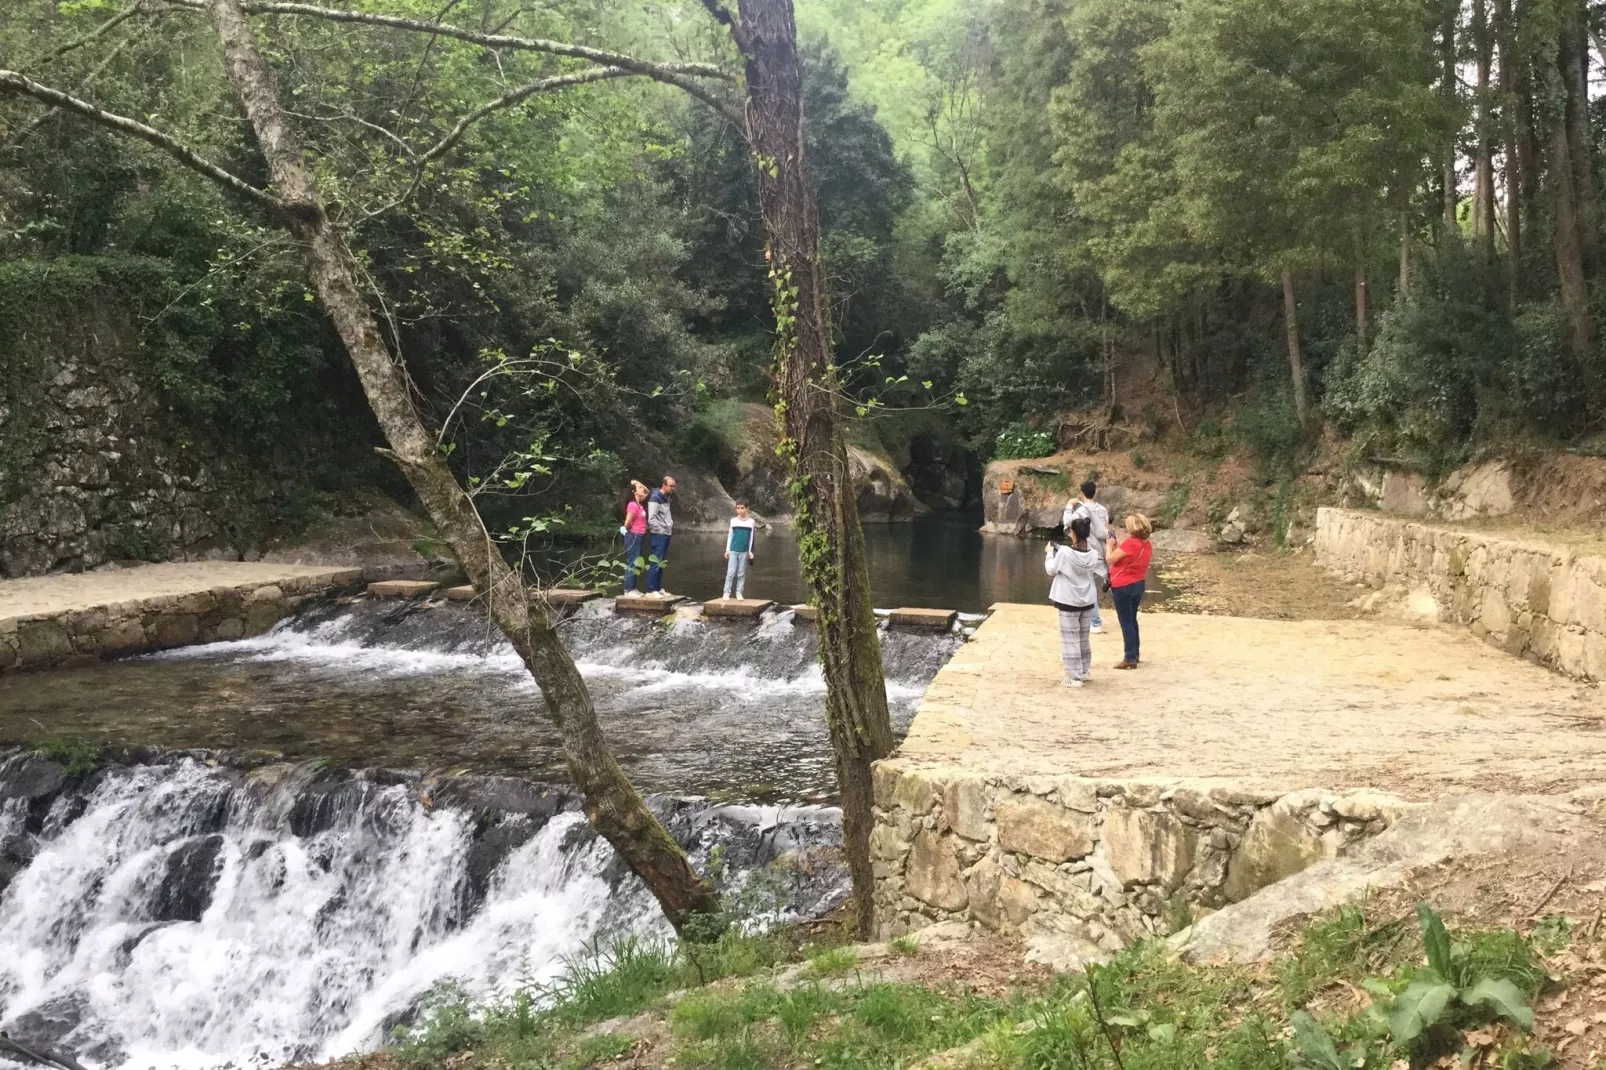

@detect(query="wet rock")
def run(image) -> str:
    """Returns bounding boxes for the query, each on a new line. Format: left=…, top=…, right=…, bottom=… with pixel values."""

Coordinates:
left=3, top=991, right=90, bottom=1051
left=150, top=833, right=225, bottom=922
left=0, top=753, right=67, bottom=802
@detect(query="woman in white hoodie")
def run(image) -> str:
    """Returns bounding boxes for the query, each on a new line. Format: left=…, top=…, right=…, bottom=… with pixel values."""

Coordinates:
left=1045, top=515, right=1103, bottom=687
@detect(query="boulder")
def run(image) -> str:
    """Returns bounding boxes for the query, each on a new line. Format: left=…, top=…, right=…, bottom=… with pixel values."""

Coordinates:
left=150, top=834, right=225, bottom=922
left=997, top=795, right=1095, bottom=862
left=848, top=446, right=929, bottom=523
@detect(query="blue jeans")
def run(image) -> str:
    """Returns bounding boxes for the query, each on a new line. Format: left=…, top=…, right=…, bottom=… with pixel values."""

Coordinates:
left=1111, top=580, right=1145, bottom=663
left=622, top=532, right=645, bottom=592
left=645, top=533, right=671, bottom=592
left=1090, top=586, right=1104, bottom=629
left=723, top=553, right=750, bottom=599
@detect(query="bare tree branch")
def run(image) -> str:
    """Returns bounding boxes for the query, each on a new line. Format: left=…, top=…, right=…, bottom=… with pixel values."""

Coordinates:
left=2, top=34, right=139, bottom=153
left=0, top=69, right=281, bottom=213
left=28, top=1, right=147, bottom=70
left=417, top=66, right=634, bottom=166
left=697, top=0, right=751, bottom=52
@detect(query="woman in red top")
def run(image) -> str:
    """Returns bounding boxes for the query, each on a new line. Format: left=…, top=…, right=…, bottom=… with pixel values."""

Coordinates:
left=621, top=481, right=649, bottom=593
left=1105, top=513, right=1154, bottom=669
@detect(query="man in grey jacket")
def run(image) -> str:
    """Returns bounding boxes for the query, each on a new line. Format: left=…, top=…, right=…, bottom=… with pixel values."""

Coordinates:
left=645, top=475, right=676, bottom=595
left=1062, top=480, right=1110, bottom=632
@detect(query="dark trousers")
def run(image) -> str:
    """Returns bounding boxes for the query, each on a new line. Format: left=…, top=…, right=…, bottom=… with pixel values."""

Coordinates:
left=646, top=532, right=671, bottom=592
left=622, top=532, right=645, bottom=592
left=1111, top=579, right=1146, bottom=663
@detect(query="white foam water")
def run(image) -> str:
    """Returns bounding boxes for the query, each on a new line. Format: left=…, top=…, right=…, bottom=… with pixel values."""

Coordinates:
left=0, top=760, right=658, bottom=1070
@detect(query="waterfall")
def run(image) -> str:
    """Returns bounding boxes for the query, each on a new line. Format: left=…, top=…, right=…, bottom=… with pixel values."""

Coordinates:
left=0, top=752, right=845, bottom=1070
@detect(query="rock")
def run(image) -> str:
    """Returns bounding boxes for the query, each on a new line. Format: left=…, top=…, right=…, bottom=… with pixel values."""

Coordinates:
left=1179, top=794, right=1593, bottom=964
left=1218, top=521, right=1246, bottom=546
left=887, top=608, right=957, bottom=632
left=997, top=795, right=1095, bottom=862
left=1102, top=808, right=1196, bottom=890
left=1101, top=487, right=1165, bottom=521
left=1024, top=930, right=1107, bottom=972
left=848, top=446, right=930, bottom=523
left=366, top=580, right=439, bottom=599
left=16, top=619, right=74, bottom=664
left=944, top=778, right=991, bottom=842
left=999, top=876, right=1038, bottom=925
left=150, top=834, right=225, bottom=922
left=1381, top=470, right=1430, bottom=517
left=0, top=753, right=67, bottom=802
left=964, top=855, right=1004, bottom=927
left=1222, top=796, right=1335, bottom=902
left=147, top=613, right=200, bottom=648
left=905, top=830, right=967, bottom=911
left=1150, top=528, right=1213, bottom=554
left=893, top=771, right=938, bottom=815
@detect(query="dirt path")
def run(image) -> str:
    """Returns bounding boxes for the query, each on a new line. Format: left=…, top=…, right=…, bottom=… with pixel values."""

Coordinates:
left=1152, top=546, right=1366, bottom=620
left=900, top=603, right=1603, bottom=798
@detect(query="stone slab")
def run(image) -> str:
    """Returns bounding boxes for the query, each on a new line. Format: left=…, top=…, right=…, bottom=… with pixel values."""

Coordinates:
left=702, top=598, right=775, bottom=618
left=546, top=588, right=600, bottom=607
left=791, top=604, right=818, bottom=623
left=887, top=607, right=958, bottom=632
left=444, top=585, right=478, bottom=602
left=614, top=594, right=687, bottom=615
left=366, top=580, right=439, bottom=599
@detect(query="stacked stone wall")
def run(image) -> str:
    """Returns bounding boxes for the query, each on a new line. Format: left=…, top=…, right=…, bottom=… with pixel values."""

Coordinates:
left=870, top=760, right=1410, bottom=959
left=0, top=568, right=362, bottom=672
left=1315, top=507, right=1606, bottom=681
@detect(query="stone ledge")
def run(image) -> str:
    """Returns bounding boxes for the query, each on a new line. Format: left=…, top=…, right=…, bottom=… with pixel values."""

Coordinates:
left=702, top=598, right=775, bottom=618
left=366, top=580, right=439, bottom=599
left=888, top=608, right=958, bottom=632
left=0, top=563, right=366, bottom=672
left=1315, top=507, right=1606, bottom=680
left=870, top=760, right=1413, bottom=952
left=615, top=594, right=686, bottom=615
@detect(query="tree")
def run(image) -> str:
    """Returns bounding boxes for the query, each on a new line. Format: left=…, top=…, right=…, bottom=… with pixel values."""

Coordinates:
left=1, top=2, right=727, bottom=934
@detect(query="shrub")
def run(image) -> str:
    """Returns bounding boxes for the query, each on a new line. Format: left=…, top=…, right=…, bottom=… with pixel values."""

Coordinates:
left=994, top=422, right=1056, bottom=460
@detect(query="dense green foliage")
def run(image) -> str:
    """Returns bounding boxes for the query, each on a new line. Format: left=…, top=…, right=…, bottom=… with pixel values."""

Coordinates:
left=3, top=0, right=1603, bottom=547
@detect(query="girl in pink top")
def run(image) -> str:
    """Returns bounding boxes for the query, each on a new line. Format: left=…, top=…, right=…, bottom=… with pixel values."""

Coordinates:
left=622, top=481, right=649, bottom=592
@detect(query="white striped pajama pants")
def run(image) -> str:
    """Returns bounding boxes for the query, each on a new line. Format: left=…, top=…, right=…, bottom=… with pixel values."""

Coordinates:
left=1058, top=607, right=1093, bottom=680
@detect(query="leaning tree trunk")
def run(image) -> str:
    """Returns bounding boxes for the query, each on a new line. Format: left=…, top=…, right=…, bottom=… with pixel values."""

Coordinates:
left=204, top=0, right=717, bottom=932
left=1281, top=268, right=1309, bottom=429
left=711, top=0, right=894, bottom=939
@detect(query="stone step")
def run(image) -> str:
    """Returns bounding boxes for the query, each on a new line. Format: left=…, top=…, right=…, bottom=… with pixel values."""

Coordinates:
left=444, top=585, right=477, bottom=602
left=791, top=604, right=818, bottom=623
left=615, top=594, right=687, bottom=615
left=887, top=607, right=957, bottom=632
left=546, top=588, right=600, bottom=607
left=366, top=580, right=440, bottom=599
left=702, top=598, right=775, bottom=618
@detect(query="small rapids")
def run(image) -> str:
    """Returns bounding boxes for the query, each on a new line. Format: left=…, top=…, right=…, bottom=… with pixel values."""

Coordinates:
left=0, top=599, right=967, bottom=798
left=0, top=751, right=845, bottom=1070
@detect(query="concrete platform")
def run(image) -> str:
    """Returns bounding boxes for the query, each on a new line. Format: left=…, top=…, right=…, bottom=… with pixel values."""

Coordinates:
left=615, top=594, right=686, bottom=614
left=897, top=603, right=1602, bottom=798
left=444, top=585, right=478, bottom=602
left=702, top=598, right=775, bottom=618
left=888, top=607, right=958, bottom=632
left=0, top=562, right=364, bottom=671
left=367, top=580, right=438, bottom=599
left=791, top=604, right=818, bottom=623
left=870, top=602, right=1606, bottom=945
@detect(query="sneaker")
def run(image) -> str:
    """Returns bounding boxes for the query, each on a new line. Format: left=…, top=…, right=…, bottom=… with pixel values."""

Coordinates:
left=1090, top=625, right=1104, bottom=634
left=1062, top=676, right=1084, bottom=688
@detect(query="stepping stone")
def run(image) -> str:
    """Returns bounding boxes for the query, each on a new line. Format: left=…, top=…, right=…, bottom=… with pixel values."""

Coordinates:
left=791, top=604, right=818, bottom=623
left=887, top=607, right=958, bottom=632
left=702, top=598, right=775, bottom=618
left=545, top=588, right=599, bottom=607
left=615, top=594, right=686, bottom=615
left=367, top=580, right=439, bottom=599
left=444, top=585, right=478, bottom=602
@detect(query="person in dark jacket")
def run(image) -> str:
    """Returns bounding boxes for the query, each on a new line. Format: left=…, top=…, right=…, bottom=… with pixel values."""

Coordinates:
left=645, top=475, right=676, bottom=596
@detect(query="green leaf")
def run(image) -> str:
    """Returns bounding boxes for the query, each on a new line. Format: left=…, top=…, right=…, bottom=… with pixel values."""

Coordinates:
left=954, top=393, right=968, bottom=406
left=1146, top=1022, right=1176, bottom=1043
left=1290, top=1011, right=1348, bottom=1070
left=921, top=380, right=934, bottom=390
left=1388, top=980, right=1456, bottom=1044
left=855, top=406, right=868, bottom=417
left=1462, top=977, right=1534, bottom=1031
left=1417, top=903, right=1453, bottom=979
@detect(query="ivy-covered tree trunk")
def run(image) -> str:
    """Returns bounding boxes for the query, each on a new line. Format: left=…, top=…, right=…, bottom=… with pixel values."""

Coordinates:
left=707, top=0, right=894, bottom=938
left=203, top=0, right=718, bottom=933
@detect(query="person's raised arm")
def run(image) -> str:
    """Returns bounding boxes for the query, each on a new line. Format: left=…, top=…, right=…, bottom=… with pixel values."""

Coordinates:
left=1106, top=535, right=1128, bottom=566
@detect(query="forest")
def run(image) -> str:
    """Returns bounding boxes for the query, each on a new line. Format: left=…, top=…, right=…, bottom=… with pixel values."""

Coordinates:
left=5, top=0, right=1603, bottom=551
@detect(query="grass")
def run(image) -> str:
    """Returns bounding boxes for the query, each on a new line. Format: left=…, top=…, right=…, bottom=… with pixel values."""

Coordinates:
left=393, top=905, right=1563, bottom=1070
left=28, top=733, right=101, bottom=775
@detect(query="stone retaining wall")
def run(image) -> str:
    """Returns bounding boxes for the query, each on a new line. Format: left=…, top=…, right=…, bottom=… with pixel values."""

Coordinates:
left=871, top=760, right=1410, bottom=964
left=0, top=567, right=363, bottom=672
left=1315, top=507, right=1606, bottom=681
